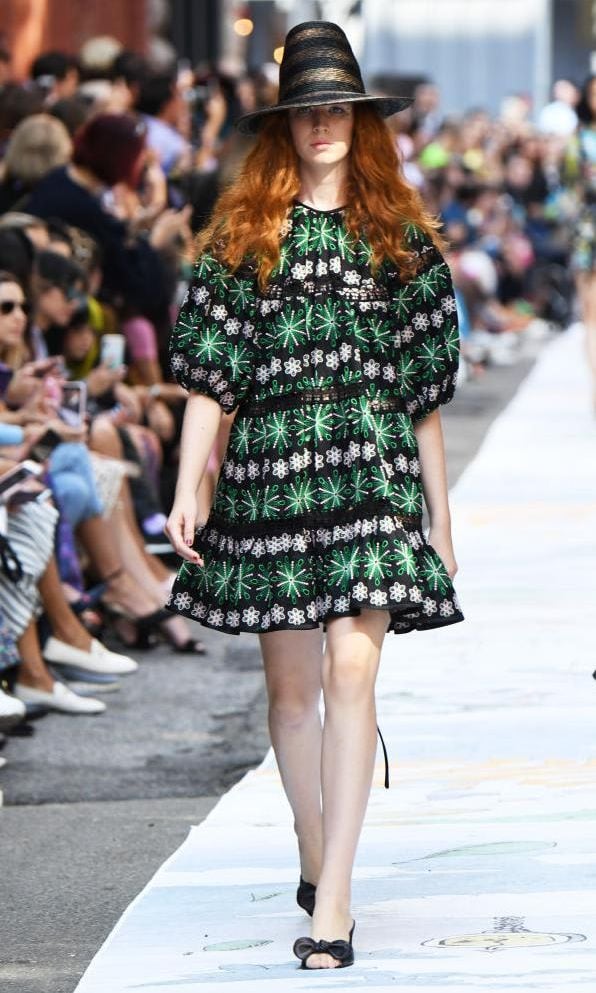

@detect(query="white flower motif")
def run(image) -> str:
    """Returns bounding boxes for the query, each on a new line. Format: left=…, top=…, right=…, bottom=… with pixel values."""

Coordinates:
left=343, top=270, right=360, bottom=285
left=260, top=300, right=272, bottom=315
left=174, top=591, right=193, bottom=610
left=225, top=317, right=241, bottom=333
left=325, top=351, right=340, bottom=370
left=192, top=602, right=207, bottom=618
left=362, top=442, right=376, bottom=461
left=242, top=606, right=260, bottom=625
left=310, top=348, right=324, bottom=366
left=382, top=364, right=396, bottom=381
left=271, top=604, right=285, bottom=623
left=401, top=325, right=414, bottom=343
left=314, top=452, right=325, bottom=470
left=334, top=596, right=350, bottom=612
left=191, top=367, right=207, bottom=381
left=370, top=590, right=388, bottom=606
left=431, top=309, right=444, bottom=327
left=411, top=312, right=429, bottom=332
left=389, top=582, right=407, bottom=601
left=272, top=459, right=289, bottom=478
left=221, top=392, right=234, bottom=408
left=329, top=256, right=341, bottom=273
left=289, top=451, right=305, bottom=471
left=255, top=364, right=270, bottom=384
left=352, top=582, right=369, bottom=602
left=279, top=533, right=292, bottom=551
left=361, top=519, right=375, bottom=536
left=326, top=446, right=343, bottom=466
left=316, top=593, right=333, bottom=613
left=302, top=353, right=310, bottom=366
left=247, top=460, right=260, bottom=479
left=306, top=602, right=317, bottom=620
left=270, top=357, right=282, bottom=374
left=429, top=384, right=440, bottom=401
left=284, top=357, right=302, bottom=377
left=315, top=260, right=328, bottom=276
left=422, top=597, right=437, bottom=616
left=305, top=259, right=314, bottom=274
left=409, top=586, right=423, bottom=603
left=252, top=538, right=266, bottom=557
left=293, top=533, right=308, bottom=552
left=226, top=610, right=241, bottom=627
left=379, top=516, right=395, bottom=533
left=208, top=608, right=224, bottom=626
left=409, top=457, right=420, bottom=475
left=211, top=304, right=227, bottom=321
left=338, top=342, right=352, bottom=361
left=396, top=454, right=409, bottom=473
left=441, top=294, right=457, bottom=314
left=363, top=359, right=380, bottom=378
left=291, top=262, right=308, bottom=280
left=171, top=352, right=184, bottom=372
left=439, top=599, right=454, bottom=617
left=192, top=285, right=209, bottom=304
left=408, top=530, right=423, bottom=550
left=348, top=441, right=361, bottom=459
left=288, top=608, right=306, bottom=625
left=234, top=466, right=246, bottom=482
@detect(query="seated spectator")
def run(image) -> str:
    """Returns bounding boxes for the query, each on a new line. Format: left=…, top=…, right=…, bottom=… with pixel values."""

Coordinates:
left=0, top=113, right=72, bottom=214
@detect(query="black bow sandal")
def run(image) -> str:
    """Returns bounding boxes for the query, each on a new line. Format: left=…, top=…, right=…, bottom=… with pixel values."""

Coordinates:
left=293, top=920, right=355, bottom=969
left=296, top=876, right=316, bottom=916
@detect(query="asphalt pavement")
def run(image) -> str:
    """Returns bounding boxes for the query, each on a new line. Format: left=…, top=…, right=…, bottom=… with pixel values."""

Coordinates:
left=0, top=350, right=537, bottom=993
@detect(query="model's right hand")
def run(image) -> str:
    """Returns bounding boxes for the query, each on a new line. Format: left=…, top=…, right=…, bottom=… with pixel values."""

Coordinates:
left=165, top=494, right=204, bottom=565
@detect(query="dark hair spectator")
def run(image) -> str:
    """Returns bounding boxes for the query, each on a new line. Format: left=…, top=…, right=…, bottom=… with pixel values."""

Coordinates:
left=72, top=112, right=147, bottom=188
left=136, top=72, right=177, bottom=118
left=576, top=75, right=596, bottom=125
left=50, top=96, right=92, bottom=136
left=30, top=50, right=80, bottom=103
left=0, top=84, right=45, bottom=146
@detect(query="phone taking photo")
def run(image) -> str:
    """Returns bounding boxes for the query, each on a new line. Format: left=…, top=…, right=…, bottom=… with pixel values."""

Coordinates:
left=60, top=381, right=87, bottom=428
left=100, top=334, right=126, bottom=370
left=0, top=460, right=43, bottom=504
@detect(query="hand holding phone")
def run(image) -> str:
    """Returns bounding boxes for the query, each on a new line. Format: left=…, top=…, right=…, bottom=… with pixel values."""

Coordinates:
left=100, top=334, right=126, bottom=370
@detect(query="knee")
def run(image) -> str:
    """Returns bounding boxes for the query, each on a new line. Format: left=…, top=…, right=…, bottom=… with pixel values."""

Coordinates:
left=322, top=649, right=376, bottom=705
left=268, top=692, right=319, bottom=731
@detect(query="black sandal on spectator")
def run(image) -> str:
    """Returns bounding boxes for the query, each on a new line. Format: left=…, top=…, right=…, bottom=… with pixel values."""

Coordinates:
left=296, top=876, right=316, bottom=916
left=104, top=605, right=172, bottom=650
left=158, top=617, right=207, bottom=655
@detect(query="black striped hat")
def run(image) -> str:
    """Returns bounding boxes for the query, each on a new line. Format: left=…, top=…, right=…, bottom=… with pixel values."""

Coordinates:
left=236, top=21, right=412, bottom=135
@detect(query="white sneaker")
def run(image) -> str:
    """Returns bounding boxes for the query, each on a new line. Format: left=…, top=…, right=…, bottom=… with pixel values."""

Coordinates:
left=14, top=680, right=106, bottom=715
left=43, top=636, right=138, bottom=675
left=0, top=686, right=26, bottom=730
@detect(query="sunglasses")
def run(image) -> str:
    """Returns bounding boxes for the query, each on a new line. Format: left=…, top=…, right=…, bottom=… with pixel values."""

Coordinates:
left=0, top=300, right=30, bottom=316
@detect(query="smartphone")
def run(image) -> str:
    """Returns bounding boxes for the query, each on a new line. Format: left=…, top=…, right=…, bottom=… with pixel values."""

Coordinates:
left=0, top=460, right=42, bottom=504
left=100, top=334, right=126, bottom=370
left=60, top=381, right=87, bottom=428
left=29, top=427, right=63, bottom=462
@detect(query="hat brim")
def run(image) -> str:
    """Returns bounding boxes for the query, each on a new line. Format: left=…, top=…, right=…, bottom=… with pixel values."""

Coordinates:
left=235, top=92, right=413, bottom=136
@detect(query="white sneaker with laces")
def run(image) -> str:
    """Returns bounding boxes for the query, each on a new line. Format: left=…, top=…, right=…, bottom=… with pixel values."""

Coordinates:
left=14, top=680, right=106, bottom=715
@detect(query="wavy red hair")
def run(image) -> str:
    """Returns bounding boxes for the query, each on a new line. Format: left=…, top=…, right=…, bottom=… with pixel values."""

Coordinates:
left=197, top=105, right=445, bottom=289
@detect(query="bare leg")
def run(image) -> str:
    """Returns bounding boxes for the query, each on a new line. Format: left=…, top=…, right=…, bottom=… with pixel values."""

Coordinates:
left=307, top=609, right=389, bottom=968
left=38, top=556, right=93, bottom=651
left=577, top=270, right=596, bottom=408
left=259, top=627, right=325, bottom=887
left=16, top=621, right=55, bottom=692
left=77, top=514, right=162, bottom=616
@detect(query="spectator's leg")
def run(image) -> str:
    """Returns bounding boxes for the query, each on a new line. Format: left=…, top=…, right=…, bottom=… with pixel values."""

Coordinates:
left=16, top=621, right=55, bottom=692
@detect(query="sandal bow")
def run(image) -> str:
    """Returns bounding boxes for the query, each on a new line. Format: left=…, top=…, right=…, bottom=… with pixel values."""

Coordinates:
left=293, top=922, right=355, bottom=968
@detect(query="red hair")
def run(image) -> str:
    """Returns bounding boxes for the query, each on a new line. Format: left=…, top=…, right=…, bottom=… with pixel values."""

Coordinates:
left=198, top=105, right=445, bottom=289
left=72, top=113, right=146, bottom=189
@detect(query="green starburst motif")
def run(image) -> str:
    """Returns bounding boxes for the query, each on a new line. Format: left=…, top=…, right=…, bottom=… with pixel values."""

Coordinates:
left=240, top=484, right=263, bottom=521
left=172, top=312, right=198, bottom=345
left=402, top=221, right=424, bottom=245
left=372, top=414, right=397, bottom=456
left=261, top=484, right=281, bottom=519
left=420, top=550, right=450, bottom=593
left=350, top=466, right=368, bottom=503
left=194, top=254, right=218, bottom=280
left=444, top=320, right=460, bottom=362
left=366, top=316, right=393, bottom=351
left=234, top=561, right=255, bottom=603
left=276, top=241, right=292, bottom=274
left=271, top=308, right=308, bottom=351
left=228, top=278, right=254, bottom=309
left=295, top=406, right=334, bottom=444
left=396, top=479, right=422, bottom=515
left=313, top=300, right=343, bottom=345
left=210, top=266, right=232, bottom=298
left=355, top=396, right=376, bottom=435
left=397, top=352, right=418, bottom=392
left=417, top=338, right=446, bottom=379
left=255, top=563, right=274, bottom=600
left=328, top=546, right=361, bottom=590
left=394, top=541, right=417, bottom=579
left=310, top=216, right=337, bottom=252
left=230, top=419, right=251, bottom=457
left=356, top=238, right=374, bottom=266
left=212, top=560, right=235, bottom=598
left=263, top=411, right=291, bottom=450
left=336, top=226, right=356, bottom=259
left=319, top=470, right=348, bottom=510
left=393, top=286, right=414, bottom=322
left=333, top=403, right=352, bottom=439
left=411, top=267, right=441, bottom=304
left=339, top=366, right=362, bottom=386
left=195, top=325, right=226, bottom=364
left=226, top=341, right=252, bottom=381
left=395, top=413, right=416, bottom=449
left=275, top=558, right=310, bottom=602
left=369, top=465, right=392, bottom=500
left=352, top=316, right=369, bottom=349
left=293, top=221, right=312, bottom=256
left=284, top=476, right=317, bottom=514
left=363, top=541, right=393, bottom=585
left=217, top=486, right=240, bottom=521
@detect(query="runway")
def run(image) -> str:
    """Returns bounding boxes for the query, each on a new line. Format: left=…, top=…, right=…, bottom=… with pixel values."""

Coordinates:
left=74, top=326, right=596, bottom=992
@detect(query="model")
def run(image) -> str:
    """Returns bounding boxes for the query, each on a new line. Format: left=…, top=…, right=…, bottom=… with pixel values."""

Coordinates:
left=166, top=21, right=463, bottom=971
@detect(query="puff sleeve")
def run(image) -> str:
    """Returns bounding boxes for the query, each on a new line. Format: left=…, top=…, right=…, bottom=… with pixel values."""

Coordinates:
left=395, top=226, right=461, bottom=422
left=169, top=253, right=257, bottom=413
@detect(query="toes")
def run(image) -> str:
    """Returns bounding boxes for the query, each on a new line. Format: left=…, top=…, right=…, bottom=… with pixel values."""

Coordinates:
left=306, top=953, right=338, bottom=969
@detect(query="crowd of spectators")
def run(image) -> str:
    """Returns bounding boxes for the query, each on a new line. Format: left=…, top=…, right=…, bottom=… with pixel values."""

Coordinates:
left=0, top=33, right=589, bottom=763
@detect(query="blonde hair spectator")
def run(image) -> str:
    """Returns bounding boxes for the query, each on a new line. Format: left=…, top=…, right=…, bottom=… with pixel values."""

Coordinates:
left=3, top=114, right=72, bottom=186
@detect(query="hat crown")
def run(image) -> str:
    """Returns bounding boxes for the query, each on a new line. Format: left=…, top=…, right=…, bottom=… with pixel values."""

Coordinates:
left=279, top=21, right=365, bottom=104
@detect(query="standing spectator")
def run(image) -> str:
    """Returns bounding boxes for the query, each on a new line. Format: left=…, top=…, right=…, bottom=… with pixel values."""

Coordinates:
left=29, top=51, right=80, bottom=105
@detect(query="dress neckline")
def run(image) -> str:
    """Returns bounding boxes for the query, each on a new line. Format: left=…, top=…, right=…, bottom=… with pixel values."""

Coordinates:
left=293, top=200, right=346, bottom=215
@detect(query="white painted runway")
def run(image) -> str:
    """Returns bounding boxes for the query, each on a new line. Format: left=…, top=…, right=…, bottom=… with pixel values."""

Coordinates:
left=75, top=327, right=596, bottom=992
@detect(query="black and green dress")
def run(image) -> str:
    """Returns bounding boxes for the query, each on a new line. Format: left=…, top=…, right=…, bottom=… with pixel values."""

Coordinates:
left=167, top=203, right=464, bottom=635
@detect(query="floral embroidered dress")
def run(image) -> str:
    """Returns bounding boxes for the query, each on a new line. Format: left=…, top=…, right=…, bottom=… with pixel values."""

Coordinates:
left=167, top=202, right=464, bottom=635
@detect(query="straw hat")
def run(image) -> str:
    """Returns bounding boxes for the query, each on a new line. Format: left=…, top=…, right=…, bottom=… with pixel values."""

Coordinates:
left=236, top=21, right=412, bottom=135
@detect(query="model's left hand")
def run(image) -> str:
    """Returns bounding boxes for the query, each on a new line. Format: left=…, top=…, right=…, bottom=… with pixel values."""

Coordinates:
left=427, top=525, right=458, bottom=578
